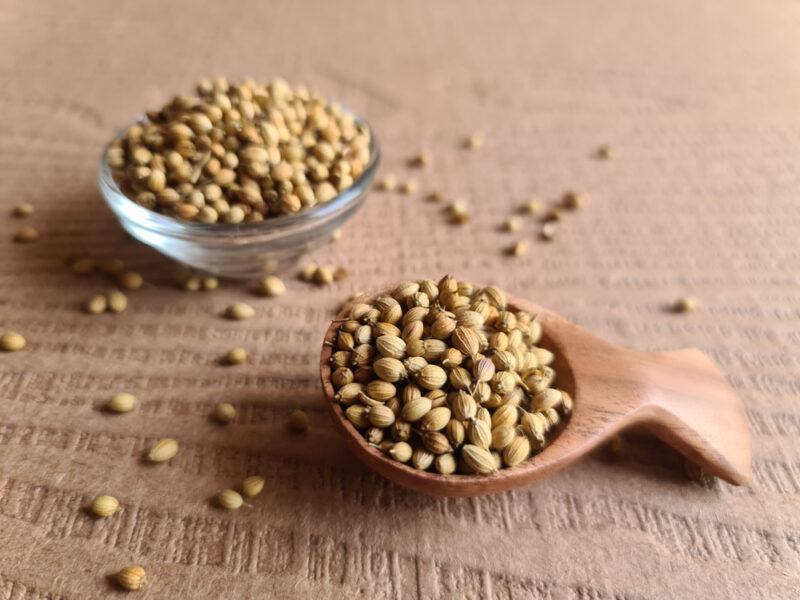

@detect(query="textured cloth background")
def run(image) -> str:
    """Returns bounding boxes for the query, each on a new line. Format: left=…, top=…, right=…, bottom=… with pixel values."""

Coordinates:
left=1, top=1, right=799, bottom=598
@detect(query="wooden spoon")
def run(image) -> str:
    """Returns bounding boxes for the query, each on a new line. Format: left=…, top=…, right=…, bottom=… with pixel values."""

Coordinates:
left=319, top=291, right=752, bottom=497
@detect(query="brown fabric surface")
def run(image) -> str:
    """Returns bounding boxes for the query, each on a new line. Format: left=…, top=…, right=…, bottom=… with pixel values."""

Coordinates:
left=1, top=1, right=799, bottom=598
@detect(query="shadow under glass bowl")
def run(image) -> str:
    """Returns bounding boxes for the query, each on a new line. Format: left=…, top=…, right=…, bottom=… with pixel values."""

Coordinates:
left=97, top=117, right=380, bottom=279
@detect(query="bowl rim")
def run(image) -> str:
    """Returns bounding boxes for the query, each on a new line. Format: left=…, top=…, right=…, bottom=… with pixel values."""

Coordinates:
left=98, top=112, right=380, bottom=238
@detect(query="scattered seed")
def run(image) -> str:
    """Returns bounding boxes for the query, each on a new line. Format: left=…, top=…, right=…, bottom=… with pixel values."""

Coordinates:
left=509, top=240, right=529, bottom=257
left=116, top=566, right=147, bottom=591
left=85, top=294, right=108, bottom=314
left=408, top=152, right=430, bottom=167
left=330, top=228, right=342, bottom=242
left=503, top=217, right=521, bottom=232
left=288, top=409, right=308, bottom=432
left=202, top=276, right=219, bottom=291
left=13, top=226, right=38, bottom=243
left=12, top=203, right=33, bottom=218
left=214, top=402, right=237, bottom=423
left=447, top=201, right=470, bottom=224
left=91, top=495, right=120, bottom=517
left=541, top=221, right=558, bottom=241
left=224, top=347, right=248, bottom=365
left=377, top=175, right=397, bottom=191
left=333, top=266, right=348, bottom=281
left=399, top=180, right=417, bottom=195
left=0, top=332, right=26, bottom=352
left=674, top=297, right=699, bottom=313
left=118, top=271, right=144, bottom=290
left=544, top=208, right=562, bottom=222
left=563, top=191, right=587, bottom=210
left=146, top=438, right=179, bottom=462
left=183, top=275, right=201, bottom=291
left=259, top=275, right=286, bottom=297
left=226, top=302, right=255, bottom=320
left=426, top=191, right=445, bottom=203
left=99, top=258, right=126, bottom=275
left=312, top=266, right=335, bottom=286
left=242, top=475, right=265, bottom=498
left=597, top=145, right=615, bottom=159
left=107, top=290, right=128, bottom=313
left=521, top=200, right=542, bottom=215
left=217, top=489, right=244, bottom=510
left=71, top=258, right=96, bottom=275
left=299, top=263, right=318, bottom=282
left=106, top=392, right=137, bottom=413
left=464, top=134, right=484, bottom=150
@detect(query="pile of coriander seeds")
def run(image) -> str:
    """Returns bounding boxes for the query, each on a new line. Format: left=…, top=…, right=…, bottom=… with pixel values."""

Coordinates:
left=106, top=77, right=371, bottom=224
left=328, top=275, right=572, bottom=475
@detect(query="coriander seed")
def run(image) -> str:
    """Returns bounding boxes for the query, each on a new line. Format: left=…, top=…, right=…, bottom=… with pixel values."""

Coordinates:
left=409, top=152, right=430, bottom=167
left=426, top=191, right=444, bottom=203
left=288, top=409, right=308, bottom=432
left=224, top=347, right=248, bottom=365
left=330, top=228, right=343, bottom=242
left=509, top=240, right=529, bottom=257
left=378, top=175, right=398, bottom=191
left=399, top=180, right=417, bottom=195
left=116, top=566, right=147, bottom=591
left=146, top=438, right=179, bottom=462
left=563, top=191, right=587, bottom=210
left=214, top=402, right=237, bottom=423
left=71, top=258, right=96, bottom=275
left=106, top=392, right=137, bottom=413
left=202, top=276, right=219, bottom=291
left=13, top=226, right=38, bottom=243
left=85, top=294, right=108, bottom=314
left=91, top=495, right=120, bottom=517
left=597, top=145, right=615, bottom=159
left=674, top=297, right=699, bottom=313
left=12, top=202, right=34, bottom=218
left=464, top=134, right=484, bottom=150
left=217, top=489, right=244, bottom=510
left=541, top=221, right=558, bottom=241
left=107, top=290, right=128, bottom=313
left=226, top=302, right=255, bottom=320
left=503, top=217, right=521, bottom=232
left=118, top=271, right=143, bottom=290
left=521, top=199, right=542, bottom=215
left=0, top=332, right=26, bottom=352
left=242, top=475, right=265, bottom=498
left=259, top=275, right=286, bottom=297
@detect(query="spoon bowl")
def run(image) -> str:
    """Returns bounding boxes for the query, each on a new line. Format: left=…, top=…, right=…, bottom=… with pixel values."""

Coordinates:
left=320, top=288, right=753, bottom=497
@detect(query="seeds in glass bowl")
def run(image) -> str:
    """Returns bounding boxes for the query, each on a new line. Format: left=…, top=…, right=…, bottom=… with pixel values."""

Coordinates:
left=106, top=77, right=371, bottom=224
left=328, top=276, right=571, bottom=475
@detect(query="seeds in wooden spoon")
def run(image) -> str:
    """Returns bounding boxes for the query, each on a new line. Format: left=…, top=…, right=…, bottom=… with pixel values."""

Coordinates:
left=146, top=438, right=179, bottom=462
left=328, top=277, right=570, bottom=475
left=85, top=294, right=108, bottom=314
left=71, top=258, right=96, bottom=275
left=91, top=495, right=120, bottom=517
left=106, top=392, right=137, bottom=413
left=0, top=332, right=26, bottom=352
left=107, top=290, right=128, bottom=313
left=118, top=271, right=143, bottom=290
left=116, top=566, right=147, bottom=591
left=13, top=226, right=38, bottom=243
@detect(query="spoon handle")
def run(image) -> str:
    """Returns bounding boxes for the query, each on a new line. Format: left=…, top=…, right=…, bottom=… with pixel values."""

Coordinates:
left=626, top=347, right=753, bottom=485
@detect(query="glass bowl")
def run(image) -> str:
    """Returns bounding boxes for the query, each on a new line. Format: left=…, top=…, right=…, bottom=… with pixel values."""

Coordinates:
left=97, top=117, right=379, bottom=278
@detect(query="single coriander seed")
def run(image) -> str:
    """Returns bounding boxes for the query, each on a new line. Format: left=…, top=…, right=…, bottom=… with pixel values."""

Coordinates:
left=116, top=565, right=147, bottom=591
left=146, top=438, right=179, bottom=462
left=12, top=202, right=34, bottom=218
left=224, top=347, right=248, bottom=365
left=509, top=240, right=529, bottom=257
left=217, top=489, right=244, bottom=510
left=91, top=495, right=120, bottom=517
left=521, top=199, right=542, bottom=215
left=541, top=221, right=558, bottom=241
left=597, top=145, right=615, bottom=159
left=0, top=332, right=26, bottom=352
left=378, top=175, right=398, bottom=191
left=563, top=191, right=588, bottom=210
left=71, top=258, right=96, bottom=275
left=464, top=134, right=484, bottom=150
left=330, top=228, right=343, bottom=242
left=288, top=409, right=308, bottom=432
left=399, top=181, right=417, bottom=195
left=259, top=275, right=286, bottom=297
left=214, top=402, right=237, bottom=423
left=107, top=290, right=128, bottom=313
left=226, top=302, right=255, bottom=320
left=118, top=271, right=144, bottom=290
left=426, top=191, right=445, bottom=203
left=408, top=152, right=430, bottom=167
left=106, top=392, right=137, bottom=413
left=674, top=297, right=699, bottom=313
left=503, top=217, right=522, bottom=232
left=202, top=276, right=219, bottom=291
left=85, top=294, right=108, bottom=314
left=242, top=475, right=265, bottom=498
left=13, top=226, right=38, bottom=243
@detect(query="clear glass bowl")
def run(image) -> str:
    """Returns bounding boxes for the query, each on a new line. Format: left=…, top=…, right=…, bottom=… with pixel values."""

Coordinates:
left=97, top=118, right=379, bottom=278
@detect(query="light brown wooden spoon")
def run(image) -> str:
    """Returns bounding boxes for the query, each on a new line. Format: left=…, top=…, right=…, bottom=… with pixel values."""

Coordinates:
left=320, top=290, right=752, bottom=497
